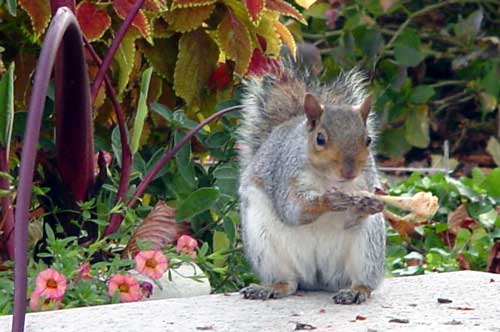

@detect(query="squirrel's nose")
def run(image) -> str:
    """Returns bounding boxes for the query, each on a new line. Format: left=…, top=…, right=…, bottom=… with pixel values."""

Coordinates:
left=341, top=164, right=357, bottom=180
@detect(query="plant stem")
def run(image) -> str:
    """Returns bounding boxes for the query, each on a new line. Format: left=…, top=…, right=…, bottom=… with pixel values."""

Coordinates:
left=83, top=38, right=133, bottom=235
left=12, top=8, right=80, bottom=332
left=90, top=0, right=146, bottom=102
left=0, top=147, right=14, bottom=260
left=126, top=105, right=243, bottom=209
left=429, top=80, right=466, bottom=88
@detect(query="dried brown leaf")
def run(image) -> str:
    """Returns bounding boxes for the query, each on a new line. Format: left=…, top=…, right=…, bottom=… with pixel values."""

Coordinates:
left=122, top=202, right=191, bottom=258
left=486, top=242, right=500, bottom=274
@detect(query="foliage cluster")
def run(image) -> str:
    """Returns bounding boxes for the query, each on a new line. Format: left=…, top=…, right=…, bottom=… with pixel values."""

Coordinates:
left=0, top=0, right=498, bottom=319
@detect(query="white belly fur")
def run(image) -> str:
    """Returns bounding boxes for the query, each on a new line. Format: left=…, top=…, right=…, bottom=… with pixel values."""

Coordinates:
left=242, top=184, right=364, bottom=291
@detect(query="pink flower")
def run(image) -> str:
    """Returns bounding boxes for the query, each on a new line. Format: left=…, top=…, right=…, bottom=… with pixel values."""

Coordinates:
left=135, top=250, right=168, bottom=280
left=176, top=235, right=198, bottom=258
left=107, top=274, right=143, bottom=302
left=29, top=290, right=62, bottom=311
left=34, top=269, right=67, bottom=299
left=77, top=262, right=92, bottom=280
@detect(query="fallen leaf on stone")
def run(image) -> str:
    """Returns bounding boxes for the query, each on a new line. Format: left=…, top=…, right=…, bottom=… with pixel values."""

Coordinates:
left=449, top=306, right=475, bottom=311
left=196, top=326, right=213, bottom=330
left=356, top=315, right=367, bottom=320
left=294, top=322, right=317, bottom=330
left=389, top=318, right=409, bottom=324
left=490, top=278, right=495, bottom=283
left=437, top=298, right=453, bottom=304
left=319, top=309, right=326, bottom=314
left=444, top=320, right=463, bottom=325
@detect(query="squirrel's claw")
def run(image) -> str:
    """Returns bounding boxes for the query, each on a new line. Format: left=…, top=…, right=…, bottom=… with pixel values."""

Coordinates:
left=240, top=283, right=284, bottom=300
left=332, top=287, right=370, bottom=305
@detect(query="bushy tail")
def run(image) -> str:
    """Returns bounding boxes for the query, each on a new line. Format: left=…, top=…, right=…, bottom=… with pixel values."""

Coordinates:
left=238, top=62, right=369, bottom=168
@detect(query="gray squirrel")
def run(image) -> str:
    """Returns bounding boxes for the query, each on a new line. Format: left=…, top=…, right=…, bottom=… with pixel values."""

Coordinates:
left=237, top=61, right=386, bottom=304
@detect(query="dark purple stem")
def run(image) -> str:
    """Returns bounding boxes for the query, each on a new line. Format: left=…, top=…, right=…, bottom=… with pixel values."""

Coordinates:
left=12, top=8, right=82, bottom=332
left=126, top=105, right=243, bottom=210
left=90, top=0, right=146, bottom=102
left=0, top=147, right=14, bottom=260
left=83, top=38, right=133, bottom=235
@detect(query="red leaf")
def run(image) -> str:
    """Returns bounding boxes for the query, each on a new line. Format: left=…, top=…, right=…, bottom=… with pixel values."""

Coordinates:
left=76, top=2, right=112, bottom=42
left=265, top=0, right=306, bottom=24
left=113, top=0, right=152, bottom=42
left=486, top=242, right=500, bottom=274
left=456, top=253, right=471, bottom=270
left=208, top=63, right=233, bottom=92
left=447, top=204, right=477, bottom=235
left=247, top=40, right=280, bottom=77
left=245, top=0, right=265, bottom=24
left=19, top=0, right=51, bottom=37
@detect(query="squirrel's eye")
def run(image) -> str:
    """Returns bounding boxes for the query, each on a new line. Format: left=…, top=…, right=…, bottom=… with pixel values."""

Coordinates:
left=366, top=136, right=372, bottom=146
left=316, top=132, right=327, bottom=146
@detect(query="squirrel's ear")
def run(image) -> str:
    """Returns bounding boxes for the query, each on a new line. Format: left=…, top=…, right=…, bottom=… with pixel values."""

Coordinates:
left=352, top=95, right=372, bottom=123
left=304, top=93, right=323, bottom=129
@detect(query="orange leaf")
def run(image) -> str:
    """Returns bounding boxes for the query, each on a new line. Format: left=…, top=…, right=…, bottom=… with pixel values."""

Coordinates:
left=76, top=2, right=112, bottom=42
left=172, top=0, right=217, bottom=8
left=274, top=21, right=296, bottom=59
left=122, top=202, right=191, bottom=258
left=19, top=0, right=51, bottom=38
left=113, top=0, right=152, bottom=43
left=217, top=10, right=252, bottom=75
left=245, top=0, right=265, bottom=25
left=265, top=0, right=306, bottom=24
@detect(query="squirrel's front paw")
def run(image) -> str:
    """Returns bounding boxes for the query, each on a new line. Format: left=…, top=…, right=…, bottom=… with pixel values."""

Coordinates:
left=332, top=286, right=371, bottom=305
left=240, top=283, right=287, bottom=300
left=354, top=196, right=384, bottom=214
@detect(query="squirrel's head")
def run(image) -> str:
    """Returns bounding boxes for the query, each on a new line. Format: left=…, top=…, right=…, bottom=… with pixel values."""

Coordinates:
left=304, top=93, right=372, bottom=182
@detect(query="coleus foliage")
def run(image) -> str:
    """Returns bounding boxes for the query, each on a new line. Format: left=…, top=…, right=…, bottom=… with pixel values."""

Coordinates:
left=19, top=0, right=312, bottom=111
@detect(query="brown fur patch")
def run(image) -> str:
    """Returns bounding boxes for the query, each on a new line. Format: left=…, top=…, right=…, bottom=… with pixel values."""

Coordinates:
left=271, top=282, right=293, bottom=294
left=352, top=285, right=372, bottom=296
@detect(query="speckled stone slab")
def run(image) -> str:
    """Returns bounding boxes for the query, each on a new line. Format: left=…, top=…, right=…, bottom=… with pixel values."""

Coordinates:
left=2, top=271, right=499, bottom=332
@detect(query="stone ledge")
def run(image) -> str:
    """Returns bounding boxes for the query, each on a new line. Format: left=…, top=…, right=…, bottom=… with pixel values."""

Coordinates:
left=1, top=271, right=499, bottom=332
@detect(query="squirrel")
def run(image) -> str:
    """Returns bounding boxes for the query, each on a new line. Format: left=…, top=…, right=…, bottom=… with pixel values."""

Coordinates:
left=237, top=61, right=386, bottom=304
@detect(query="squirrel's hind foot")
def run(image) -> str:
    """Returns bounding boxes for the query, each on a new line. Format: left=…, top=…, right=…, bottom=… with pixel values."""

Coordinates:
left=332, top=286, right=371, bottom=305
left=240, top=282, right=296, bottom=300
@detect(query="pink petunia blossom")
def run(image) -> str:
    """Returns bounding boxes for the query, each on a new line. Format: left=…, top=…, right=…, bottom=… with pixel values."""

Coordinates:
left=135, top=250, right=168, bottom=280
left=29, top=290, right=62, bottom=311
left=34, top=268, right=67, bottom=299
left=77, top=262, right=92, bottom=280
left=176, top=234, right=198, bottom=258
left=107, top=274, right=143, bottom=302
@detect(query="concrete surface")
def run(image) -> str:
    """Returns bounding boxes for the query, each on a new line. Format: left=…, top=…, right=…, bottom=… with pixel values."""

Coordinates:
left=131, top=262, right=211, bottom=300
left=1, top=271, right=499, bottom=332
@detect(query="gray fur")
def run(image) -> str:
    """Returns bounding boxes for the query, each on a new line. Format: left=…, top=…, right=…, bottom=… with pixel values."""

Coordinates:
left=238, top=64, right=386, bottom=298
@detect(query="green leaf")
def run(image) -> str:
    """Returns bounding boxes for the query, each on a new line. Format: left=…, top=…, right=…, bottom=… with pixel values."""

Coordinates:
left=173, top=29, right=219, bottom=107
left=394, top=45, right=424, bottom=67
left=174, top=130, right=196, bottom=188
left=486, top=137, right=500, bottom=167
left=151, top=102, right=173, bottom=122
left=393, top=30, right=424, bottom=67
left=116, top=30, right=138, bottom=97
left=223, top=217, right=236, bottom=243
left=478, top=208, right=497, bottom=229
left=453, top=9, right=483, bottom=42
left=212, top=230, right=230, bottom=266
left=378, top=127, right=412, bottom=157
left=175, top=187, right=220, bottom=220
left=130, top=67, right=153, bottom=154
left=404, top=105, right=430, bottom=148
left=483, top=168, right=500, bottom=198
left=7, top=0, right=16, bottom=16
left=409, top=85, right=435, bottom=104
left=0, top=62, right=14, bottom=152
